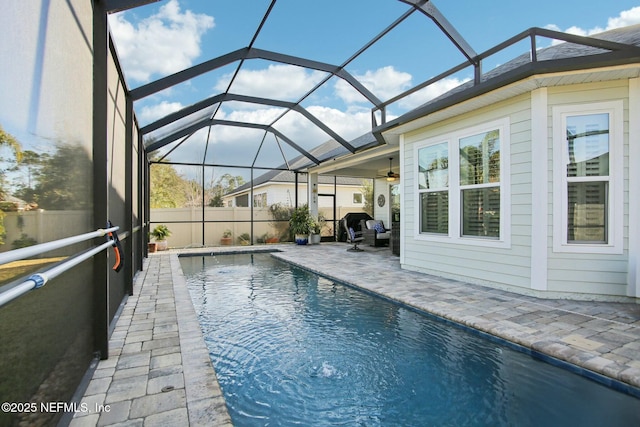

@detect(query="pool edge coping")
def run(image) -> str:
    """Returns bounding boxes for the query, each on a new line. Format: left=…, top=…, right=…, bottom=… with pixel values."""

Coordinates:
left=266, top=251, right=640, bottom=399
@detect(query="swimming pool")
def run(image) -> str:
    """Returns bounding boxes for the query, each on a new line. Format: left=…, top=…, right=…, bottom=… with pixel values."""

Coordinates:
left=181, top=253, right=640, bottom=426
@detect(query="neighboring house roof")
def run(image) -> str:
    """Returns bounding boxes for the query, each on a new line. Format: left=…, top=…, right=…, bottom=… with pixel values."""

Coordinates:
left=225, top=167, right=366, bottom=198
left=0, top=195, right=36, bottom=211
left=377, top=25, right=640, bottom=134
left=225, top=133, right=377, bottom=198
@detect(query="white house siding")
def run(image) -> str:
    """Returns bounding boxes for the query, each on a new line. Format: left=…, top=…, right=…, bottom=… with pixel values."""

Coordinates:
left=398, top=78, right=635, bottom=300
left=401, top=94, right=534, bottom=291
left=545, top=80, right=630, bottom=297
left=372, top=178, right=392, bottom=227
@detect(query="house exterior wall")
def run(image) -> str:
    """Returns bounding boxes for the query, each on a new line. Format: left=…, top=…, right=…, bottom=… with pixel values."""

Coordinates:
left=401, top=94, right=534, bottom=291
left=545, top=80, right=630, bottom=297
left=399, top=78, right=636, bottom=300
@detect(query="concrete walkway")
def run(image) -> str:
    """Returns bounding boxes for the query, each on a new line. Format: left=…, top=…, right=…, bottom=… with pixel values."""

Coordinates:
left=70, top=254, right=231, bottom=427
left=72, top=243, right=640, bottom=426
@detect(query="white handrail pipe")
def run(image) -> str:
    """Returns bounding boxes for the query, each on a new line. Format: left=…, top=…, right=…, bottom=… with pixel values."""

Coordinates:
left=0, top=226, right=118, bottom=266
left=0, top=239, right=116, bottom=308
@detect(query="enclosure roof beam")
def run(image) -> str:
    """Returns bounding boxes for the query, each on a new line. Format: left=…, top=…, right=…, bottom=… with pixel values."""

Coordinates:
left=145, top=118, right=320, bottom=166
left=399, top=0, right=477, bottom=63
left=129, top=47, right=381, bottom=106
left=140, top=93, right=356, bottom=153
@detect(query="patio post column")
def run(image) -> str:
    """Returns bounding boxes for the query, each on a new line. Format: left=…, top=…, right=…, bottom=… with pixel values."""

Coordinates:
left=628, top=77, right=640, bottom=297
left=308, top=172, right=319, bottom=218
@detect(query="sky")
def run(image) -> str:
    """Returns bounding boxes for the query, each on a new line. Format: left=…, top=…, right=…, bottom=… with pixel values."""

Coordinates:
left=107, top=0, right=640, bottom=170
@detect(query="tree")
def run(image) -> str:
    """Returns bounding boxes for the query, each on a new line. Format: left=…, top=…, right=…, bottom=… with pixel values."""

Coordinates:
left=208, top=173, right=246, bottom=207
left=0, top=125, right=23, bottom=199
left=12, top=150, right=44, bottom=203
left=0, top=125, right=23, bottom=245
left=13, top=150, right=42, bottom=188
left=149, top=162, right=187, bottom=208
left=25, top=144, right=91, bottom=210
left=361, top=179, right=374, bottom=216
left=183, top=178, right=205, bottom=207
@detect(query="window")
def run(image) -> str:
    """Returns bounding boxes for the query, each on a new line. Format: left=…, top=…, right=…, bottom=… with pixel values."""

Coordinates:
left=418, top=142, right=449, bottom=234
left=235, top=194, right=249, bottom=207
left=459, top=130, right=500, bottom=238
left=553, top=102, right=623, bottom=253
left=253, top=192, right=267, bottom=208
left=415, top=118, right=510, bottom=247
left=353, top=193, right=363, bottom=204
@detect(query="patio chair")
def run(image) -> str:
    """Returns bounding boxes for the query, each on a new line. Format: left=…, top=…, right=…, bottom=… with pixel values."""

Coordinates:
left=342, top=217, right=364, bottom=251
left=346, top=227, right=364, bottom=252
left=361, top=219, right=390, bottom=247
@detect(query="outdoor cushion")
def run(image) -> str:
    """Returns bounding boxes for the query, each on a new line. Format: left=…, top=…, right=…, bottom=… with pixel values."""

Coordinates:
left=373, top=221, right=386, bottom=233
left=365, top=219, right=381, bottom=229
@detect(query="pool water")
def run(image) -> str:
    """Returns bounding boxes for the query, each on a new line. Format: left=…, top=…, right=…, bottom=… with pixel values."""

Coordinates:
left=181, top=253, right=640, bottom=427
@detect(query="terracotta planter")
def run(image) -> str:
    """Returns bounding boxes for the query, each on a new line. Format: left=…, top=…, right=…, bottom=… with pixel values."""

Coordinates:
left=220, top=237, right=232, bottom=245
left=148, top=242, right=157, bottom=253
left=266, top=237, right=280, bottom=244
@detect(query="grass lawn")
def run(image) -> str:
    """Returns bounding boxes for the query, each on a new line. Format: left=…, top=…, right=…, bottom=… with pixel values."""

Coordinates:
left=0, top=257, right=66, bottom=286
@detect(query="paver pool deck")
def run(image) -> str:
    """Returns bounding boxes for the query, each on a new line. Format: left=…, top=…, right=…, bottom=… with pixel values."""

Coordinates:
left=72, top=243, right=640, bottom=426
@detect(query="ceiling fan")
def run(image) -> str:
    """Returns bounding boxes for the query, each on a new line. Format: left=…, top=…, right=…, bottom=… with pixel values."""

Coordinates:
left=384, top=157, right=400, bottom=181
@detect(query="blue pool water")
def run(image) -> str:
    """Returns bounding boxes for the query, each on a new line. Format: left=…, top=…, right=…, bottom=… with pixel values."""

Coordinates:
left=181, top=253, right=640, bottom=427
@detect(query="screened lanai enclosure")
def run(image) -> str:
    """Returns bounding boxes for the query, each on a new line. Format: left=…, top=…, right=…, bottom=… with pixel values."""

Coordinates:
left=5, top=0, right=638, bottom=425
left=0, top=2, right=485, bottom=424
left=132, top=0, right=492, bottom=247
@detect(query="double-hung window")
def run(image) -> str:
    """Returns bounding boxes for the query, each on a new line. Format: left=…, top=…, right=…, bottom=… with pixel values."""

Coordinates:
left=418, top=141, right=449, bottom=234
left=553, top=101, right=623, bottom=254
left=459, top=129, right=501, bottom=238
left=416, top=118, right=509, bottom=247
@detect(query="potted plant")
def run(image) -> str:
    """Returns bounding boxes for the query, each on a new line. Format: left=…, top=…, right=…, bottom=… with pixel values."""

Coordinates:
left=289, top=205, right=312, bottom=245
left=266, top=234, right=280, bottom=244
left=151, top=224, right=171, bottom=251
left=220, top=229, right=232, bottom=245
left=259, top=233, right=279, bottom=244
left=238, top=232, right=251, bottom=245
left=309, top=215, right=324, bottom=245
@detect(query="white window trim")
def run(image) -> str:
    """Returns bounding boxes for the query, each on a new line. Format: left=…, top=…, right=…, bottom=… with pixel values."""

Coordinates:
left=413, top=117, right=511, bottom=249
left=552, top=101, right=623, bottom=254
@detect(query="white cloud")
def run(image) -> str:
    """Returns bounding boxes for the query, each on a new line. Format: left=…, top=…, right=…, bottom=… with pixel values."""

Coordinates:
left=335, top=66, right=412, bottom=104
left=607, top=6, right=640, bottom=29
left=218, top=106, right=287, bottom=125
left=546, top=6, right=640, bottom=45
left=214, top=64, right=327, bottom=101
left=305, top=106, right=371, bottom=141
left=217, top=105, right=371, bottom=145
left=109, top=0, right=214, bottom=83
left=139, top=101, right=184, bottom=124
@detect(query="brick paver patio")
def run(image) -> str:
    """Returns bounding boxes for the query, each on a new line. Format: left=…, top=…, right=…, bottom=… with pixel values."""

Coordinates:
left=72, top=243, right=640, bottom=426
